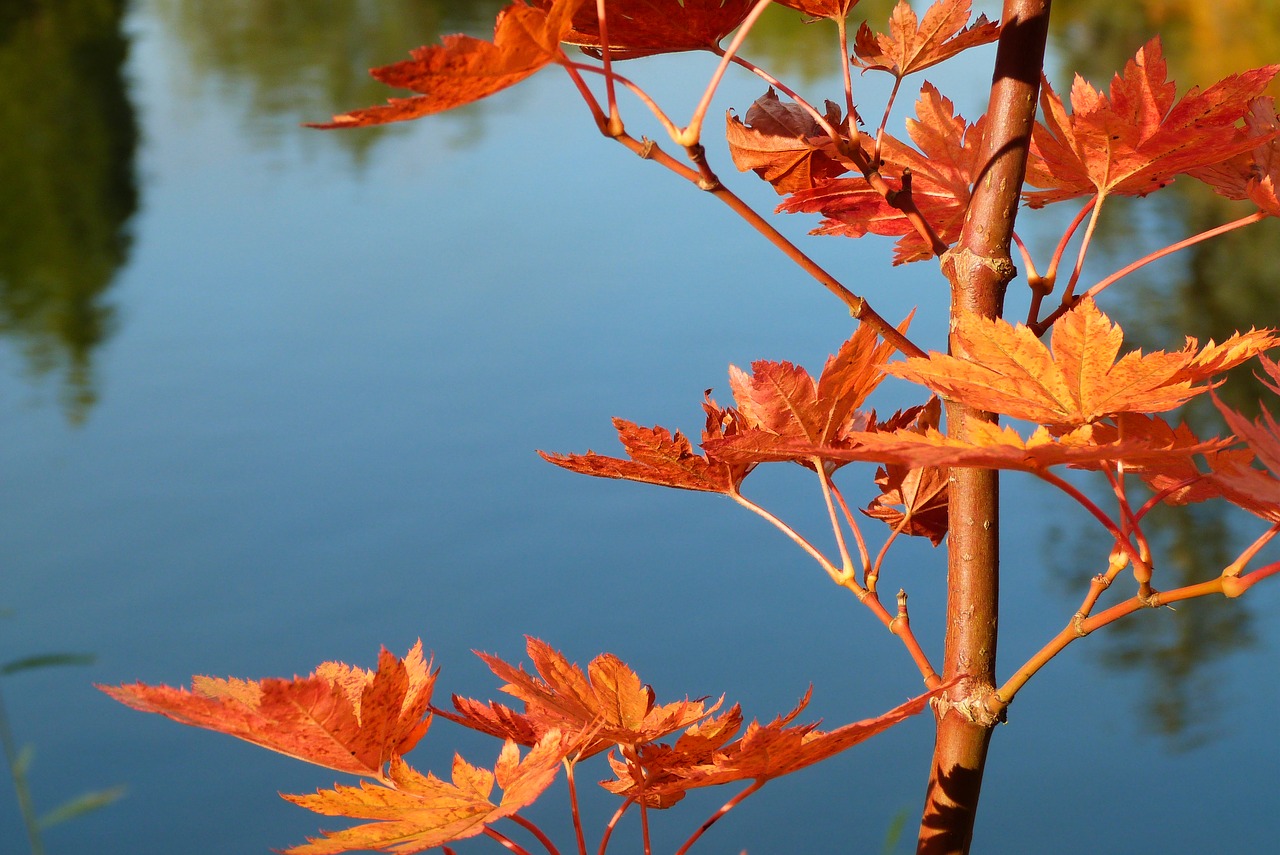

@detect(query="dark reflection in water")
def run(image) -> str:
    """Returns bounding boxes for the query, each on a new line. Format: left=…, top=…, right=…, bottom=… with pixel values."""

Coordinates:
left=150, top=0, right=510, bottom=156
left=1042, top=1, right=1280, bottom=746
left=0, top=0, right=136, bottom=423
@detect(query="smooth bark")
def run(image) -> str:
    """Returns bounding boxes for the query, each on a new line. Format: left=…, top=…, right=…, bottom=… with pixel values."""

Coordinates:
left=916, top=2, right=1052, bottom=853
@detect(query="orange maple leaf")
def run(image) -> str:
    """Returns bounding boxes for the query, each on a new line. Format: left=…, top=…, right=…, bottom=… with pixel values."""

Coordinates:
left=307, top=0, right=585, bottom=129
left=605, top=684, right=944, bottom=804
left=1191, top=96, right=1280, bottom=218
left=99, top=643, right=436, bottom=780
left=728, top=315, right=907, bottom=445
left=543, top=0, right=756, bottom=60
left=885, top=299, right=1279, bottom=428
left=726, top=89, right=852, bottom=195
left=852, top=0, right=999, bottom=79
left=779, top=84, right=985, bottom=263
left=445, top=638, right=714, bottom=759
left=281, top=732, right=571, bottom=855
left=1024, top=38, right=1280, bottom=206
left=539, top=417, right=742, bottom=493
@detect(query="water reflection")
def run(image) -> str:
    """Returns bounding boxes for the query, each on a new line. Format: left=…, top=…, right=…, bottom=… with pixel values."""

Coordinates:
left=148, top=0, right=510, bottom=156
left=0, top=0, right=136, bottom=423
left=1042, top=1, right=1280, bottom=746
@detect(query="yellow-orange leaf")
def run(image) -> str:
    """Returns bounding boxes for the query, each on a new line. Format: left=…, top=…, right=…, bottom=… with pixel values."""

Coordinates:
left=886, top=299, right=1279, bottom=427
left=281, top=732, right=570, bottom=854
left=99, top=643, right=436, bottom=779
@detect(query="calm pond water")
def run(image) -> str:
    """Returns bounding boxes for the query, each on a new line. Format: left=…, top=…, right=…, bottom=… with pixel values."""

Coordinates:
left=2, top=2, right=1278, bottom=853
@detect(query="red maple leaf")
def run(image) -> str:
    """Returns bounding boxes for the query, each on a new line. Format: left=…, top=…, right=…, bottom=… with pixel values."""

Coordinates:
left=852, top=0, right=999, bottom=79
left=778, top=84, right=985, bottom=263
left=1024, top=37, right=1280, bottom=206
left=1191, top=96, right=1280, bottom=217
left=99, top=644, right=436, bottom=780
left=307, top=0, right=586, bottom=129
left=542, top=0, right=756, bottom=59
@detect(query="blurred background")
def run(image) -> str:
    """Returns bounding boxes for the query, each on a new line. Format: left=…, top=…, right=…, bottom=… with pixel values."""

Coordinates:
left=1, top=1, right=1277, bottom=852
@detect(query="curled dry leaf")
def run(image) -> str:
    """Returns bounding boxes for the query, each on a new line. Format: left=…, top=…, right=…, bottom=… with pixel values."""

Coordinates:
left=98, top=643, right=436, bottom=779
left=852, top=0, right=999, bottom=79
left=779, top=83, right=985, bottom=263
left=281, top=732, right=572, bottom=855
left=1024, top=37, right=1280, bottom=206
left=726, top=89, right=851, bottom=195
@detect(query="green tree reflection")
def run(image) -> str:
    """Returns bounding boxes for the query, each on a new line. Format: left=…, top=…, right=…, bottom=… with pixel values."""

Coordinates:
left=1043, top=0, right=1280, bottom=746
left=148, top=0, right=510, bottom=157
left=0, top=0, right=137, bottom=423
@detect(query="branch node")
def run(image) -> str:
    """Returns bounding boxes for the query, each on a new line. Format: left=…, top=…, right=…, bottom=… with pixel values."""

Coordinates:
left=1071, top=612, right=1090, bottom=638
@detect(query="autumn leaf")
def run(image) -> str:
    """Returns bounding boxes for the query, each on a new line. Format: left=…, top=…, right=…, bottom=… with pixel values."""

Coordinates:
left=1191, top=96, right=1280, bottom=217
left=863, top=399, right=948, bottom=544
left=728, top=316, right=906, bottom=446
left=281, top=732, right=571, bottom=855
left=1112, top=413, right=1252, bottom=505
left=852, top=0, right=999, bottom=79
left=1024, top=38, right=1280, bottom=206
left=99, top=643, right=436, bottom=780
left=771, top=0, right=863, bottom=20
left=307, top=0, right=586, bottom=129
left=539, top=417, right=743, bottom=493
left=726, top=89, right=851, bottom=194
left=885, top=298, right=1279, bottom=427
left=444, top=638, right=714, bottom=759
left=1204, top=390, right=1280, bottom=521
left=779, top=84, right=985, bottom=263
left=605, top=684, right=944, bottom=804
left=542, top=0, right=756, bottom=59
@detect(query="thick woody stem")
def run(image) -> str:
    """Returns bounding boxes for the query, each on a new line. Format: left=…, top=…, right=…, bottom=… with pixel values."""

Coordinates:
left=916, top=3, right=1051, bottom=854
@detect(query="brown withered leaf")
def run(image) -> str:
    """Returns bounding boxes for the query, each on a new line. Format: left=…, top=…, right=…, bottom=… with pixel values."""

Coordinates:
left=885, top=299, right=1280, bottom=427
left=779, top=84, right=985, bottom=263
left=543, top=0, right=756, bottom=59
left=99, top=644, right=435, bottom=779
left=281, top=732, right=571, bottom=855
left=852, top=0, right=999, bottom=79
left=1024, top=38, right=1280, bottom=206
left=445, top=638, right=714, bottom=759
left=726, top=89, right=851, bottom=194
left=308, top=0, right=585, bottom=129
